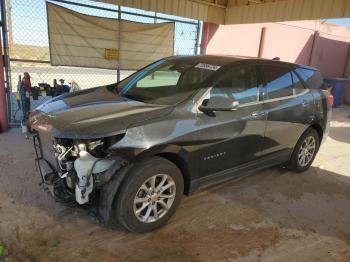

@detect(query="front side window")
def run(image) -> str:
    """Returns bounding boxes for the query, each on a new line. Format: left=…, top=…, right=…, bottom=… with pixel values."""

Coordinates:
left=263, top=65, right=293, bottom=99
left=210, top=65, right=259, bottom=105
left=117, top=60, right=218, bottom=105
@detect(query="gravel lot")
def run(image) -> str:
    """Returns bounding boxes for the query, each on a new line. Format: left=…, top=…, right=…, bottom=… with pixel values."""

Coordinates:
left=0, top=107, right=350, bottom=262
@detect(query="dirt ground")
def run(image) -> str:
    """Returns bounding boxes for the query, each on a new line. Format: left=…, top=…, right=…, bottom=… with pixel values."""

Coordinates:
left=1, top=108, right=350, bottom=262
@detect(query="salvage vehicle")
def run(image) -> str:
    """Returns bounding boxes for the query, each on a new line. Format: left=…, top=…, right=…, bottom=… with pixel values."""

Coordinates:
left=29, top=55, right=332, bottom=233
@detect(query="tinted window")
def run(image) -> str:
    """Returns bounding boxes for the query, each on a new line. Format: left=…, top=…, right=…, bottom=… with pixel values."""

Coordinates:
left=210, top=65, right=259, bottom=105
left=292, top=71, right=305, bottom=95
left=295, top=68, right=324, bottom=89
left=263, top=65, right=293, bottom=99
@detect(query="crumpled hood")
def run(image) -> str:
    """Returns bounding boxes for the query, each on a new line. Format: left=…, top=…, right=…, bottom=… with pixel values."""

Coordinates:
left=29, top=85, right=173, bottom=139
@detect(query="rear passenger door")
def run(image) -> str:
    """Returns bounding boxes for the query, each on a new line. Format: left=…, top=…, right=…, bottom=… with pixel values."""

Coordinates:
left=260, top=64, right=314, bottom=161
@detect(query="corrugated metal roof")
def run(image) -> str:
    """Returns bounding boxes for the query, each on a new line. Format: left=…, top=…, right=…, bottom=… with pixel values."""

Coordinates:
left=226, top=0, right=350, bottom=24
left=96, top=0, right=226, bottom=24
left=95, top=0, right=350, bottom=24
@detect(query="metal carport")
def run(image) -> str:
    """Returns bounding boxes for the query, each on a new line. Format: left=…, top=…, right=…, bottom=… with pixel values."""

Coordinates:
left=94, top=0, right=350, bottom=25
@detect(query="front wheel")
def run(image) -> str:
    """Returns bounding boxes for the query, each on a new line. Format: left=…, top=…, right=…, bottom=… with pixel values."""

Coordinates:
left=286, top=128, right=320, bottom=172
left=115, top=157, right=184, bottom=233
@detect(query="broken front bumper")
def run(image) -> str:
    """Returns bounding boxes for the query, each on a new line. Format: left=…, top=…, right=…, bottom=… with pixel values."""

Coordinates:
left=33, top=132, right=123, bottom=204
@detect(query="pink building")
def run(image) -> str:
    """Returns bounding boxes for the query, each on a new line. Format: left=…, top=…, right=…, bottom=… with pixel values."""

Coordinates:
left=201, top=20, right=350, bottom=79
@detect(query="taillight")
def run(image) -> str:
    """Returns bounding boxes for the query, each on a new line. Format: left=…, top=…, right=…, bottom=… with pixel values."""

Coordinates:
left=327, top=94, right=334, bottom=108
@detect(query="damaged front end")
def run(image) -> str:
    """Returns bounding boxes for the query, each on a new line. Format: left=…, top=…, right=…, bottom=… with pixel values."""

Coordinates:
left=33, top=132, right=126, bottom=205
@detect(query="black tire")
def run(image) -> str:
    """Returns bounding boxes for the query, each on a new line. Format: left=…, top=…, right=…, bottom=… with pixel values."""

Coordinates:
left=115, top=157, right=184, bottom=233
left=286, top=128, right=320, bottom=172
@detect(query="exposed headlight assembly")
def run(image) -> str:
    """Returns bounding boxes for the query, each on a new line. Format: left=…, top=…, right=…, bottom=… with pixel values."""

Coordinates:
left=81, top=133, right=125, bottom=158
left=87, top=139, right=104, bottom=151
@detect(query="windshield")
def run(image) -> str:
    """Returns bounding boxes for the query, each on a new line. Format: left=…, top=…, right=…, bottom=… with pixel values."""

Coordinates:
left=117, top=60, right=219, bottom=105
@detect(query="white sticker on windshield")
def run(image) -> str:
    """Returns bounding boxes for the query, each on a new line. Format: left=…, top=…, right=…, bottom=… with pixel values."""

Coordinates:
left=195, top=63, right=221, bottom=71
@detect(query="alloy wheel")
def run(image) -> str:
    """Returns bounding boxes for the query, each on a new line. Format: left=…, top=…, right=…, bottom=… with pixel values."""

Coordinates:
left=133, top=174, right=176, bottom=223
left=298, top=136, right=316, bottom=167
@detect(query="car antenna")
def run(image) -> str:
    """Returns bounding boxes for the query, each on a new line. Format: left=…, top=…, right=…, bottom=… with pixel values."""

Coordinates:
left=272, top=57, right=280, bottom=61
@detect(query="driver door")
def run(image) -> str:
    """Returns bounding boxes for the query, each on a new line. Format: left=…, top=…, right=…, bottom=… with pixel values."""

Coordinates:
left=196, top=64, right=267, bottom=178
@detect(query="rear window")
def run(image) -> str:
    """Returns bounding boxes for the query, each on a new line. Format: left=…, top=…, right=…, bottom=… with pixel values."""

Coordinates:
left=295, top=68, right=324, bottom=89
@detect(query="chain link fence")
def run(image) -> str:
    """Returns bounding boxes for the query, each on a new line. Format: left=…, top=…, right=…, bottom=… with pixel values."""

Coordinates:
left=5, top=0, right=201, bottom=124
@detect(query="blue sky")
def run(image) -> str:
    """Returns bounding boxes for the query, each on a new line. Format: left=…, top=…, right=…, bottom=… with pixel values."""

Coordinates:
left=326, top=18, right=350, bottom=27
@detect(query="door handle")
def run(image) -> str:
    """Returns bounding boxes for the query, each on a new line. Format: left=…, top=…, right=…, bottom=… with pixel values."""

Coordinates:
left=301, top=100, right=308, bottom=107
left=251, top=111, right=265, bottom=118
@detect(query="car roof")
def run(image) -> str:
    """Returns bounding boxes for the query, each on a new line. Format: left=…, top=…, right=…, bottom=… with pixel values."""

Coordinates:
left=165, top=55, right=247, bottom=65
left=165, top=55, right=319, bottom=71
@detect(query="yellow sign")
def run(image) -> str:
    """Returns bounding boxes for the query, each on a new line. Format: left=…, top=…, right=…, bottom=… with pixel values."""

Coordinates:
left=104, top=49, right=119, bottom=60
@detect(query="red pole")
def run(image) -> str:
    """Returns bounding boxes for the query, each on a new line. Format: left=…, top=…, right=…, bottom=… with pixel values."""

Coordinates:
left=309, top=31, right=319, bottom=66
left=200, top=22, right=219, bottom=55
left=200, top=22, right=210, bottom=54
left=0, top=31, right=9, bottom=132
left=342, top=42, right=350, bottom=78
left=258, top=27, right=267, bottom=58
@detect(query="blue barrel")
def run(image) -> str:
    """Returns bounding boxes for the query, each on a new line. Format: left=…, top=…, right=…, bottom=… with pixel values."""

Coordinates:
left=324, top=78, right=347, bottom=108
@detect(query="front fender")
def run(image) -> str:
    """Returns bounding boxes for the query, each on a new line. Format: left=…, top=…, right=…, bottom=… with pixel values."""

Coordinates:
left=98, top=163, right=133, bottom=226
left=98, top=143, right=197, bottom=224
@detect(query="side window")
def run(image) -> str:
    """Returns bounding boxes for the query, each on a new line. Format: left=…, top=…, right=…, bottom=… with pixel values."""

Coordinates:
left=295, top=68, right=324, bottom=89
left=210, top=65, right=259, bottom=105
left=292, top=71, right=305, bottom=95
left=263, top=65, right=293, bottom=99
left=179, top=68, right=210, bottom=87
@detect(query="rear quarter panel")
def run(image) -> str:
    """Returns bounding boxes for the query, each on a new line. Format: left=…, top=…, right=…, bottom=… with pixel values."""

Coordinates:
left=312, top=89, right=331, bottom=144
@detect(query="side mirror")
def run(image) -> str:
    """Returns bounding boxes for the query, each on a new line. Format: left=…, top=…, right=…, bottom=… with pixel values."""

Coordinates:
left=199, top=96, right=239, bottom=113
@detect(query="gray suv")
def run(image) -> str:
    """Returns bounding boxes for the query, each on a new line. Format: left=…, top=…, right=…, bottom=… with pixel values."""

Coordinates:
left=29, top=55, right=332, bottom=232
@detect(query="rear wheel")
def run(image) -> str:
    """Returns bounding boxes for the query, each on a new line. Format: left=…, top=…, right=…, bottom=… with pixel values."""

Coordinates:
left=286, top=128, right=320, bottom=172
left=115, top=157, right=184, bottom=233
